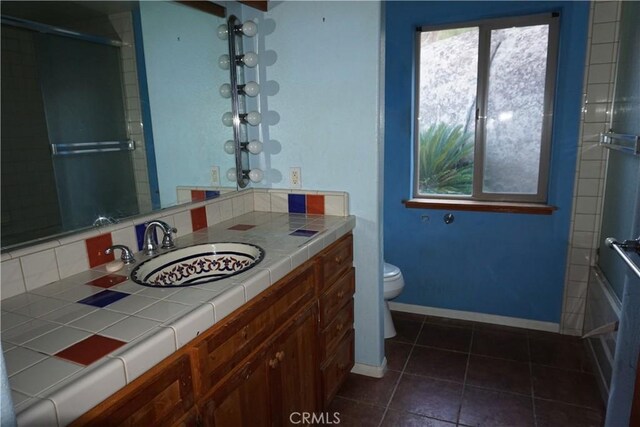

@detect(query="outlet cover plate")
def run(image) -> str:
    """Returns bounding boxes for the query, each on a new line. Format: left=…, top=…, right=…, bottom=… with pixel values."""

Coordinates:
left=290, top=167, right=301, bottom=189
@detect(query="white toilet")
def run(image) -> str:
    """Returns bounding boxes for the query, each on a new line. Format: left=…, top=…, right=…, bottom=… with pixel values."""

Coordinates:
left=383, top=262, right=405, bottom=338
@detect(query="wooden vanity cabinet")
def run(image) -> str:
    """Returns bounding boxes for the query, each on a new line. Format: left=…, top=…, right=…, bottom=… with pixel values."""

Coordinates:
left=201, top=305, right=318, bottom=427
left=315, top=234, right=356, bottom=408
left=73, top=233, right=354, bottom=426
left=71, top=352, right=195, bottom=427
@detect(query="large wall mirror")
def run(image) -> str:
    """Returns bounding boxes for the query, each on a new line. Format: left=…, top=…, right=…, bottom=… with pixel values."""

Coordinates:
left=1, top=0, right=240, bottom=250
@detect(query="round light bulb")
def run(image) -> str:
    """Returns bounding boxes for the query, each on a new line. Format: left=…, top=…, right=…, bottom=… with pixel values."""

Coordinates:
left=248, top=168, right=264, bottom=183
left=226, top=168, right=237, bottom=182
left=247, top=140, right=263, bottom=154
left=217, top=24, right=228, bottom=40
left=241, top=52, right=258, bottom=68
left=244, top=111, right=261, bottom=126
left=222, top=112, right=233, bottom=127
left=219, top=83, right=231, bottom=99
left=241, top=20, right=258, bottom=37
left=218, top=54, right=230, bottom=70
left=224, top=140, right=235, bottom=154
left=242, top=81, right=260, bottom=97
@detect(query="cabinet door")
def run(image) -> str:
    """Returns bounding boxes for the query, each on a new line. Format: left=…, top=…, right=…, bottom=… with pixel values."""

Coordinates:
left=71, top=353, right=194, bottom=427
left=201, top=348, right=271, bottom=427
left=267, top=305, right=318, bottom=426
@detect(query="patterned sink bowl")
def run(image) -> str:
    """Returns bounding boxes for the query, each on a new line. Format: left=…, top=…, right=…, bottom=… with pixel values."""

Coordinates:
left=131, top=242, right=265, bottom=287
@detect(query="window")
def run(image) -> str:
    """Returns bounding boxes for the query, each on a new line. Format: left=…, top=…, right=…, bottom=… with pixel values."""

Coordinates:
left=414, top=14, right=558, bottom=203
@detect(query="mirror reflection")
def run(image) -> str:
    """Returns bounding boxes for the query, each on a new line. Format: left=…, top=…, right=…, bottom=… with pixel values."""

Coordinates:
left=1, top=1, right=237, bottom=249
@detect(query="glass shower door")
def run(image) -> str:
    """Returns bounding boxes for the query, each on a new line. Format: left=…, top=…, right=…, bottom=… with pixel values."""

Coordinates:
left=37, top=33, right=138, bottom=231
left=597, top=2, right=640, bottom=425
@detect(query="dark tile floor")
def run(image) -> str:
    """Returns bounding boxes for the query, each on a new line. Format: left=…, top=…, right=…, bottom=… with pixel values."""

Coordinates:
left=329, top=311, right=605, bottom=427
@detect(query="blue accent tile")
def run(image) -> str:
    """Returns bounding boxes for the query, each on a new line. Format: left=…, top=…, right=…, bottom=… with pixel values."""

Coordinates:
left=135, top=223, right=159, bottom=251
left=288, top=194, right=306, bottom=213
left=289, top=229, right=318, bottom=237
left=78, top=290, right=129, bottom=308
left=205, top=190, right=220, bottom=199
left=135, top=223, right=146, bottom=251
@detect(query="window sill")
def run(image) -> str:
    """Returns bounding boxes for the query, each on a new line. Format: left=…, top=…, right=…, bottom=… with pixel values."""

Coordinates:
left=402, top=198, right=557, bottom=215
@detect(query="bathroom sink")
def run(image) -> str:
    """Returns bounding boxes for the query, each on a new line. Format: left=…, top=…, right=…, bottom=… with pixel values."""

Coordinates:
left=131, top=242, right=264, bottom=287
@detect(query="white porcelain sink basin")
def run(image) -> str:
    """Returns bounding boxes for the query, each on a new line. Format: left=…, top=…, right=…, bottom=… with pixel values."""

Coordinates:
left=131, top=243, right=264, bottom=287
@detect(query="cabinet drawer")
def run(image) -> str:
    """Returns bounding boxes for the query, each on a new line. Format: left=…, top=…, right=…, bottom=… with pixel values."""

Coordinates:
left=319, top=234, right=353, bottom=291
left=320, top=298, right=353, bottom=363
left=194, top=263, right=315, bottom=395
left=319, top=268, right=355, bottom=329
left=321, top=330, right=354, bottom=407
left=71, top=352, right=194, bottom=427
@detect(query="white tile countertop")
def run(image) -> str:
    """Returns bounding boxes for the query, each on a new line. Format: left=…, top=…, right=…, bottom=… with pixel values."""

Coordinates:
left=1, top=211, right=355, bottom=426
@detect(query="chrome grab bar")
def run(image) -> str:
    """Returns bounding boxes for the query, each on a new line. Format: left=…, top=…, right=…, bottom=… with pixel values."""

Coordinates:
left=605, top=236, right=640, bottom=279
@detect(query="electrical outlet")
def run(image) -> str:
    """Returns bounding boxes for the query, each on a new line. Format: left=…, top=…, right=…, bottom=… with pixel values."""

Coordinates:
left=290, top=167, right=301, bottom=189
left=211, top=166, right=220, bottom=186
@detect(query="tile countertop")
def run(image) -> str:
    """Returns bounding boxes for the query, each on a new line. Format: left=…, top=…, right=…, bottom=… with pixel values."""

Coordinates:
left=1, top=211, right=356, bottom=426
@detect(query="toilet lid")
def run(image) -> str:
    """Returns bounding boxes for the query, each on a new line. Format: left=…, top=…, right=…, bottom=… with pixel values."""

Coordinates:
left=383, top=263, right=401, bottom=278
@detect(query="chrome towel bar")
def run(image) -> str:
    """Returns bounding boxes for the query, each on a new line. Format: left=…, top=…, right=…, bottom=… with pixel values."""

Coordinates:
left=606, top=236, right=640, bottom=280
left=50, top=140, right=135, bottom=156
left=599, top=132, right=640, bottom=156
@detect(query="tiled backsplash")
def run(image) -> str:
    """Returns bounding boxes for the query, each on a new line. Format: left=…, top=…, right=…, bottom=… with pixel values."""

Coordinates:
left=1, top=189, right=348, bottom=301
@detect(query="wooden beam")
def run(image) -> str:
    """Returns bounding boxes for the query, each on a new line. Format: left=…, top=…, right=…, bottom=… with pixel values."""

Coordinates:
left=175, top=1, right=226, bottom=18
left=239, top=1, right=268, bottom=12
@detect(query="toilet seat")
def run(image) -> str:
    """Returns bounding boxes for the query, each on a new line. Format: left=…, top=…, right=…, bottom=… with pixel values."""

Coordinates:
left=383, top=263, right=401, bottom=279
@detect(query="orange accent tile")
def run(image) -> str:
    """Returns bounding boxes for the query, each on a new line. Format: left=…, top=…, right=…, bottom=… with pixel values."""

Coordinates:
left=191, top=190, right=205, bottom=201
left=88, top=274, right=128, bottom=288
left=191, top=206, right=207, bottom=231
left=55, top=335, right=126, bottom=366
left=86, top=234, right=114, bottom=268
left=306, top=195, right=325, bottom=215
left=228, top=224, right=256, bottom=231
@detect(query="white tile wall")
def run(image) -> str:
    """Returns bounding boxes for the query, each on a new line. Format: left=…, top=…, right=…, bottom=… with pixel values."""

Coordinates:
left=20, top=250, right=59, bottom=291
left=1, top=259, right=26, bottom=298
left=109, top=12, right=152, bottom=212
left=1, top=189, right=349, bottom=303
left=561, top=0, right=621, bottom=336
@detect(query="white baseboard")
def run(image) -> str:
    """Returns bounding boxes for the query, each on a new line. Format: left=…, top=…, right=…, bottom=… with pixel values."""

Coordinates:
left=389, top=302, right=560, bottom=333
left=351, top=357, right=387, bottom=378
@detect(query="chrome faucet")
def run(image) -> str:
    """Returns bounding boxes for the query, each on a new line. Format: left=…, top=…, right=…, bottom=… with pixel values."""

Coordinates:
left=105, top=244, right=136, bottom=264
left=143, top=220, right=177, bottom=256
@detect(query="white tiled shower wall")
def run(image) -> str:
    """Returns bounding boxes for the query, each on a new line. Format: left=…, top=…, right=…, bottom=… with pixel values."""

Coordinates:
left=109, top=12, right=153, bottom=214
left=561, top=0, right=621, bottom=336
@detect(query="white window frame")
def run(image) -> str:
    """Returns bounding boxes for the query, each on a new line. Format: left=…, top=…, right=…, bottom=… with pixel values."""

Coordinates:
left=413, top=13, right=560, bottom=203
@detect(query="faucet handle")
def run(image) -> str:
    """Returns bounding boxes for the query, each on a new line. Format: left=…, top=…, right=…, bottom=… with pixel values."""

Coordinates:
left=161, top=226, right=177, bottom=249
left=105, top=245, right=136, bottom=264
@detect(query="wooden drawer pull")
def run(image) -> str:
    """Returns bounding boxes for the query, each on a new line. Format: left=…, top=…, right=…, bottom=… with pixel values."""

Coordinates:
left=337, top=290, right=346, bottom=298
left=269, top=351, right=285, bottom=368
left=334, top=255, right=344, bottom=264
left=335, top=322, right=344, bottom=332
left=241, top=326, right=249, bottom=340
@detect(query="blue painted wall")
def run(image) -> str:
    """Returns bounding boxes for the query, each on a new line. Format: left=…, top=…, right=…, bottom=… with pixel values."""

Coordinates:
left=384, top=1, right=589, bottom=323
